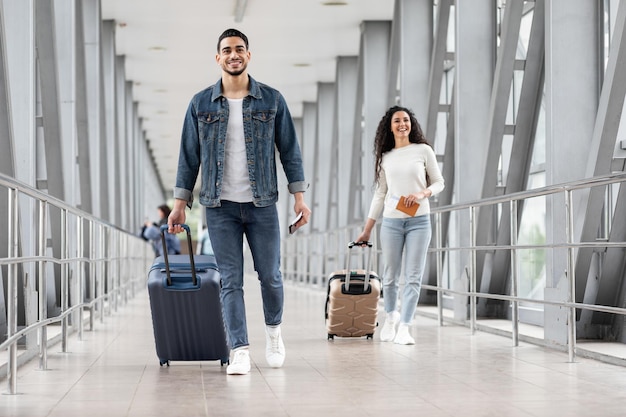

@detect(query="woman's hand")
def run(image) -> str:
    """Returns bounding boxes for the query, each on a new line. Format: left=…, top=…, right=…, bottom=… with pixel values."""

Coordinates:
left=355, top=218, right=376, bottom=246
left=355, top=231, right=370, bottom=245
left=405, top=189, right=431, bottom=206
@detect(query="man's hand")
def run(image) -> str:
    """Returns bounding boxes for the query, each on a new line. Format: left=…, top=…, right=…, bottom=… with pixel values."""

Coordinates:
left=167, top=199, right=188, bottom=234
left=293, top=192, right=311, bottom=226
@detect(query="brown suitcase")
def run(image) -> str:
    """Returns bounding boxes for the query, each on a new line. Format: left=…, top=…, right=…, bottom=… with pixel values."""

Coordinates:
left=325, top=241, right=381, bottom=340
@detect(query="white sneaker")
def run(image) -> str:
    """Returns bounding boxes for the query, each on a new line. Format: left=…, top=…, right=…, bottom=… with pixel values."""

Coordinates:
left=394, top=324, right=415, bottom=345
left=227, top=348, right=251, bottom=375
left=380, top=311, right=400, bottom=342
left=265, top=325, right=285, bottom=368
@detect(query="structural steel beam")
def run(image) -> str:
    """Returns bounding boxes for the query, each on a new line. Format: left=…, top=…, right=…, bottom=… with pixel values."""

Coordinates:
left=35, top=0, right=65, bottom=316
left=576, top=0, right=626, bottom=324
left=0, top=0, right=16, bottom=341
left=75, top=0, right=93, bottom=214
left=487, top=1, right=546, bottom=304
left=334, top=56, right=358, bottom=227
left=423, top=0, right=454, bottom=296
left=473, top=0, right=525, bottom=314
left=35, top=0, right=65, bottom=201
left=425, top=0, right=452, bottom=143
left=347, top=21, right=391, bottom=224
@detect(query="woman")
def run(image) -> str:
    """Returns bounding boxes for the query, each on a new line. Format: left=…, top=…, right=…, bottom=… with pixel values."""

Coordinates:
left=142, top=204, right=181, bottom=257
left=356, top=106, right=444, bottom=345
left=196, top=225, right=214, bottom=256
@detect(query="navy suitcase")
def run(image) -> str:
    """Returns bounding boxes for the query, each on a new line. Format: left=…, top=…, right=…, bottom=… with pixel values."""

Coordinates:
left=147, top=224, right=229, bottom=366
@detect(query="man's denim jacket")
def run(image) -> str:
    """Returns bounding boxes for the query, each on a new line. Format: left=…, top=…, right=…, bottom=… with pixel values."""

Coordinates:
left=173, top=76, right=307, bottom=208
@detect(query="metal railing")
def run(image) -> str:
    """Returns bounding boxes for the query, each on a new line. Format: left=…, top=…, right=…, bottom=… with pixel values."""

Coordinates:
left=0, top=173, right=151, bottom=394
left=282, top=172, right=626, bottom=363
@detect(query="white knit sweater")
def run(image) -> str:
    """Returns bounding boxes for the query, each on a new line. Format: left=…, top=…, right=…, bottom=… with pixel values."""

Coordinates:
left=367, top=143, right=445, bottom=220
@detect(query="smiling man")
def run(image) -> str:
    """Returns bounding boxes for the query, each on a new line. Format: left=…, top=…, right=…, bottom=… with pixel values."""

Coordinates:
left=168, top=28, right=311, bottom=375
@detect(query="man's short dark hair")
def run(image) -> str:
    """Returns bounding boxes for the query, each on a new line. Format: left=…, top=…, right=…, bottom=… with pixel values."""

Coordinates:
left=217, top=28, right=249, bottom=52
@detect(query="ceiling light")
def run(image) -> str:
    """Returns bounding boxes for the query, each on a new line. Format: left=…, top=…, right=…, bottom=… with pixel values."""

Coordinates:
left=148, top=46, right=167, bottom=52
left=234, top=0, right=248, bottom=22
left=293, top=63, right=311, bottom=67
left=322, top=1, right=348, bottom=5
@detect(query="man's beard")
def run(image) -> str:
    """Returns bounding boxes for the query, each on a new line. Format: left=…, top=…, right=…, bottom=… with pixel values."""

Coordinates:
left=225, top=68, right=245, bottom=76
left=223, top=61, right=247, bottom=77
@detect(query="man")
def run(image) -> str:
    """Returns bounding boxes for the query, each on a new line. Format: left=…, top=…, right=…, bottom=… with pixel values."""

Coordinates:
left=167, top=28, right=311, bottom=375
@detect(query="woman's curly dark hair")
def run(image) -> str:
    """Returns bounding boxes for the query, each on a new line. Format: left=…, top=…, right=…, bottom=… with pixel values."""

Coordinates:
left=373, top=106, right=431, bottom=184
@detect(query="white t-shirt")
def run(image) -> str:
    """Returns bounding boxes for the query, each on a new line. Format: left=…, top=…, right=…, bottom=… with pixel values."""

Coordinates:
left=367, top=143, right=445, bottom=219
left=220, top=98, right=254, bottom=202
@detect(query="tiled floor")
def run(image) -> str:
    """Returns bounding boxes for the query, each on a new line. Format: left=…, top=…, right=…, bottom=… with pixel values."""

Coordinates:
left=2, top=277, right=626, bottom=417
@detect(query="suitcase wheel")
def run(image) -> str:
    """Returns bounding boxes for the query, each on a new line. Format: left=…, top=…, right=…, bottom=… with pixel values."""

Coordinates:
left=159, top=359, right=170, bottom=367
left=366, top=334, right=374, bottom=339
left=327, top=334, right=335, bottom=341
left=221, top=358, right=229, bottom=366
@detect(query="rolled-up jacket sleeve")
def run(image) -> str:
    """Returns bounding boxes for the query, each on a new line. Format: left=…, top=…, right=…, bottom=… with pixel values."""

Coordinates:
left=173, top=187, right=194, bottom=208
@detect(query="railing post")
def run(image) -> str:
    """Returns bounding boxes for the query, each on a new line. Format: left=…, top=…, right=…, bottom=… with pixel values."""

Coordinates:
left=117, top=230, right=122, bottom=310
left=77, top=215, right=84, bottom=340
left=436, top=212, right=444, bottom=326
left=469, top=205, right=477, bottom=334
left=38, top=199, right=48, bottom=370
left=116, top=231, right=121, bottom=309
left=510, top=200, right=519, bottom=346
left=565, top=189, right=577, bottom=362
left=99, top=224, right=105, bottom=323
left=61, top=209, right=69, bottom=352
left=89, top=220, right=95, bottom=330
left=7, top=187, right=19, bottom=394
left=122, top=234, right=128, bottom=304
left=108, top=228, right=113, bottom=314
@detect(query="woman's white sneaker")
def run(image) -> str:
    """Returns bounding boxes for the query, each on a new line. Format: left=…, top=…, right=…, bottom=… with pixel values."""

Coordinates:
left=393, top=324, right=415, bottom=345
left=380, top=311, right=400, bottom=342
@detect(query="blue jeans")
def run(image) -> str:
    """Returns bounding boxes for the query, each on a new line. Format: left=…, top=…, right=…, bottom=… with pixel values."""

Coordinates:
left=380, top=215, right=432, bottom=324
left=205, top=202, right=283, bottom=350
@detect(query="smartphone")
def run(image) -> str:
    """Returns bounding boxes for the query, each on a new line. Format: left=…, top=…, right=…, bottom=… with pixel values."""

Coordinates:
left=289, top=212, right=304, bottom=234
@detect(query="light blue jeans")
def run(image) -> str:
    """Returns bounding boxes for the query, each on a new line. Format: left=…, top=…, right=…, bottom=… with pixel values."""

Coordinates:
left=380, top=215, right=432, bottom=324
left=205, top=202, right=283, bottom=350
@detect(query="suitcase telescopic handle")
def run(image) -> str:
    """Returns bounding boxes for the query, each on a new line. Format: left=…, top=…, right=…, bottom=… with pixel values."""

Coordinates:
left=159, top=224, right=197, bottom=286
left=344, top=241, right=373, bottom=291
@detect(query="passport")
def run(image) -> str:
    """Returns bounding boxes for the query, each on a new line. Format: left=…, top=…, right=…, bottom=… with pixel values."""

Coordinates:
left=396, top=196, right=419, bottom=216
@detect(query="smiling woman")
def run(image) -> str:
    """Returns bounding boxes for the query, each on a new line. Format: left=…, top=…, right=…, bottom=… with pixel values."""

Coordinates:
left=355, top=106, right=444, bottom=345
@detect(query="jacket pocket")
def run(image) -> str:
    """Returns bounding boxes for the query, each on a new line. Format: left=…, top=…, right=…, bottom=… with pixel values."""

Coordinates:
left=197, top=112, right=220, bottom=141
left=251, top=110, right=275, bottom=139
